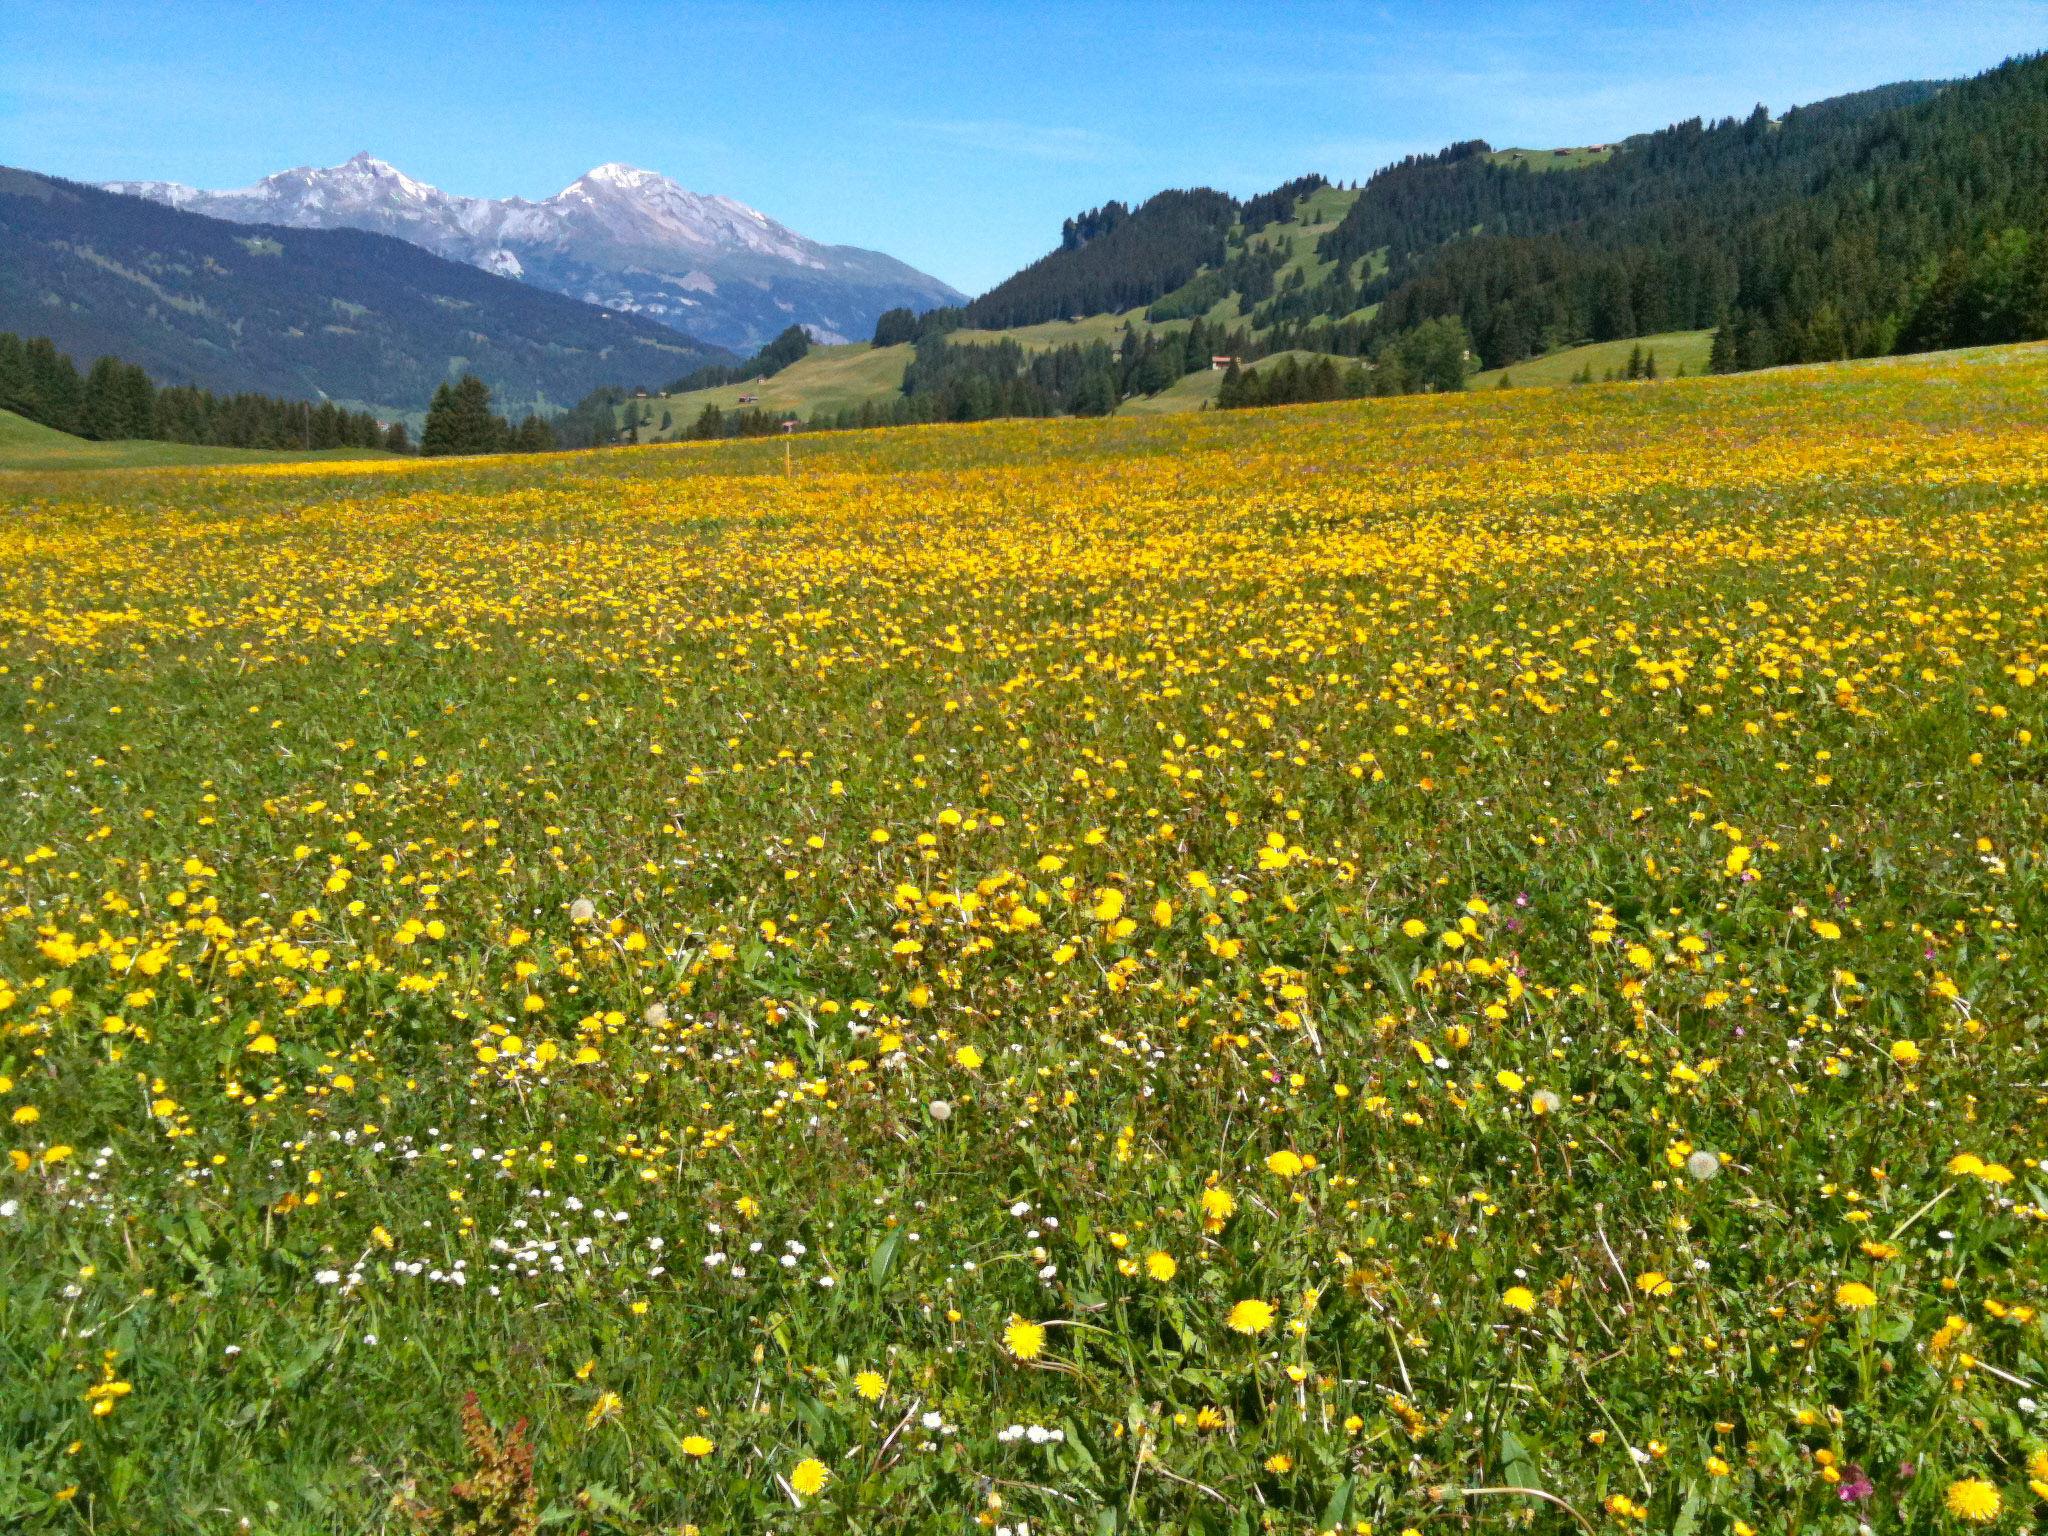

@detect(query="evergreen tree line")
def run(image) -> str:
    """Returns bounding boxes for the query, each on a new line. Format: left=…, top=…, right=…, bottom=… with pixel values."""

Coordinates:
left=418, top=375, right=556, bottom=456
left=1893, top=227, right=2048, bottom=353
left=894, top=316, right=1269, bottom=422
left=660, top=325, right=812, bottom=394
left=1217, top=355, right=1371, bottom=409
left=0, top=330, right=408, bottom=451
left=671, top=404, right=804, bottom=441
left=551, top=387, right=631, bottom=450
left=1215, top=315, right=1476, bottom=409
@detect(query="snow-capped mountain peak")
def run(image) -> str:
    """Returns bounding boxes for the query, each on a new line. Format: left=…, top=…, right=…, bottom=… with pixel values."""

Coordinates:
left=335, top=152, right=438, bottom=202
left=574, top=162, right=661, bottom=193
left=100, top=153, right=964, bottom=351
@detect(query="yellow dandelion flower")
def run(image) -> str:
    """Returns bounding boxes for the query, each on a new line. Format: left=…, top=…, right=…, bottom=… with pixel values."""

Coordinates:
left=789, top=1458, right=830, bottom=1499
left=1003, top=1317, right=1046, bottom=1360
left=1944, top=1477, right=2001, bottom=1524
left=1226, top=1299, right=1276, bottom=1335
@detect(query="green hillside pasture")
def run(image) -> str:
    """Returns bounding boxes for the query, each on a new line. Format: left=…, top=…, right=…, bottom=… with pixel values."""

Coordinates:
left=625, top=343, right=914, bottom=438
left=1487, top=144, right=1618, bottom=171
left=948, top=310, right=1176, bottom=354
left=1119, top=367, right=1226, bottom=415
left=1472, top=330, right=1715, bottom=388
left=0, top=408, right=399, bottom=472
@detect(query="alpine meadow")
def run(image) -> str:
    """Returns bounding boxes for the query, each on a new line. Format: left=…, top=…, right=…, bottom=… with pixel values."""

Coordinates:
left=4, top=343, right=2048, bottom=1534
left=12, top=7, right=2048, bottom=1534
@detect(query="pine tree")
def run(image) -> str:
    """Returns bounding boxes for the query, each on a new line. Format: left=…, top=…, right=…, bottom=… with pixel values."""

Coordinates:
left=420, top=384, right=457, bottom=455
left=1215, top=360, right=1244, bottom=409
left=1708, top=320, right=1739, bottom=374
left=421, top=376, right=502, bottom=456
left=84, top=356, right=134, bottom=439
left=25, top=337, right=85, bottom=434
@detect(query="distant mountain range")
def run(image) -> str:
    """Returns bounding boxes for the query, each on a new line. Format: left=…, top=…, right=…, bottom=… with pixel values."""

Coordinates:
left=0, top=168, right=727, bottom=420
left=104, top=154, right=965, bottom=351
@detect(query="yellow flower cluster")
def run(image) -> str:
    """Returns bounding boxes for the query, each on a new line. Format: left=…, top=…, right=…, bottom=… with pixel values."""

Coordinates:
left=2, top=347, right=2046, bottom=1529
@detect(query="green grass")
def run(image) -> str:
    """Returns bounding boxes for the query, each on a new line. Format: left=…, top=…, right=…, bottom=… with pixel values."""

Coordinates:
left=1240, top=189, right=1359, bottom=291
left=948, top=310, right=1174, bottom=353
left=623, top=343, right=915, bottom=438
left=1117, top=366, right=1226, bottom=414
left=0, top=407, right=399, bottom=472
left=1486, top=144, right=1618, bottom=172
left=1472, top=329, right=1716, bottom=389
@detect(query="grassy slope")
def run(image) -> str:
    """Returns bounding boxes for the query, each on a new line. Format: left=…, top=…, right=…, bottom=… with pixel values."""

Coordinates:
left=0, top=407, right=398, bottom=472
left=950, top=310, right=1176, bottom=353
left=1146, top=185, right=1368, bottom=332
left=1117, top=367, right=1226, bottom=415
left=1486, top=144, right=1617, bottom=171
left=1472, top=330, right=1716, bottom=388
left=625, top=343, right=915, bottom=439
left=1244, top=184, right=1361, bottom=291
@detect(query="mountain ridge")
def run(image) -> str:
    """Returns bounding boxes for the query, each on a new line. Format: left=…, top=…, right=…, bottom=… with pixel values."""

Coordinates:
left=103, top=153, right=965, bottom=350
left=0, top=167, right=729, bottom=420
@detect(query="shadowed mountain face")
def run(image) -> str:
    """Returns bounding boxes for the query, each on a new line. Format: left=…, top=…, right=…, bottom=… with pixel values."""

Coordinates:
left=0, top=167, right=731, bottom=419
left=105, top=154, right=966, bottom=350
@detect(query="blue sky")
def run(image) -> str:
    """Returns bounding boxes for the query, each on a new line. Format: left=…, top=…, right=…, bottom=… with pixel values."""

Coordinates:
left=3, top=1, right=2043, bottom=295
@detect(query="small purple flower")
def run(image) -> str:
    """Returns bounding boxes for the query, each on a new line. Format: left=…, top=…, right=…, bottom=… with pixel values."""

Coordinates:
left=1514, top=893, right=1530, bottom=908
left=1897, top=1460, right=1916, bottom=1479
left=1836, top=1466, right=1873, bottom=1503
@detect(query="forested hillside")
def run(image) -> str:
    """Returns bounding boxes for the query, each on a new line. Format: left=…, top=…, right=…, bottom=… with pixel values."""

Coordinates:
left=1337, top=59, right=2047, bottom=368
left=953, top=190, right=1239, bottom=330
left=890, top=53, right=2048, bottom=386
